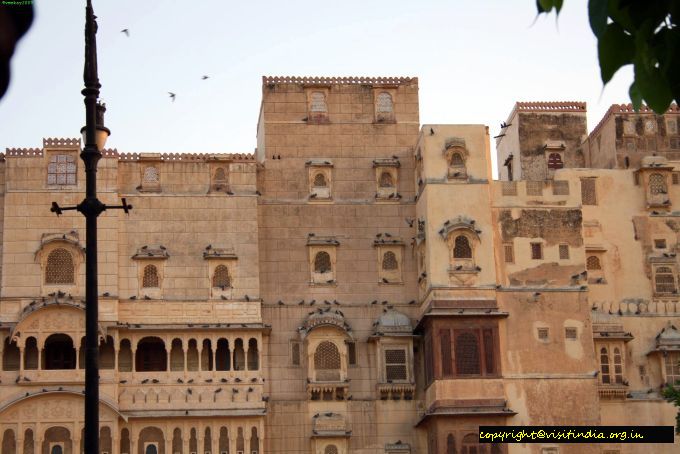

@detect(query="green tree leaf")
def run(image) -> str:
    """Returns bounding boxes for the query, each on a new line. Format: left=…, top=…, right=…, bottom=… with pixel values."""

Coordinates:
left=635, top=60, right=673, bottom=113
left=588, top=0, right=608, bottom=38
left=629, top=81, right=642, bottom=111
left=598, top=23, right=635, bottom=84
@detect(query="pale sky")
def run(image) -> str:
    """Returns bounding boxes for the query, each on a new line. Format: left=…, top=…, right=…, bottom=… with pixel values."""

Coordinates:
left=0, top=0, right=633, bottom=178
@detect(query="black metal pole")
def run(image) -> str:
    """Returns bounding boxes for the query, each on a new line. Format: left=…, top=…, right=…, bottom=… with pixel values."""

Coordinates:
left=82, top=1, right=103, bottom=453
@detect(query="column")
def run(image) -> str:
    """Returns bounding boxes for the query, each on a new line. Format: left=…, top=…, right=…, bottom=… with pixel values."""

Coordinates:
left=244, top=431, right=251, bottom=454
left=19, top=346, right=25, bottom=375
left=182, top=434, right=189, bottom=454
left=211, top=427, right=218, bottom=454
left=196, top=429, right=203, bottom=454
left=165, top=437, right=173, bottom=454
left=72, top=427, right=81, bottom=454
left=198, top=344, right=204, bottom=372
left=244, top=346, right=249, bottom=372
left=16, top=436, right=24, bottom=454
left=112, top=432, right=120, bottom=454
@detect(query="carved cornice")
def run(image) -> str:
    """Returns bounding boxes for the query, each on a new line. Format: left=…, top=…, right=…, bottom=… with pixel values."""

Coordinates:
left=263, top=75, right=417, bottom=85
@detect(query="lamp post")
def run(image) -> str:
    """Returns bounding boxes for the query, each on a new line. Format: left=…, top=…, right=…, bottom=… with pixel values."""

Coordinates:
left=50, top=2, right=131, bottom=453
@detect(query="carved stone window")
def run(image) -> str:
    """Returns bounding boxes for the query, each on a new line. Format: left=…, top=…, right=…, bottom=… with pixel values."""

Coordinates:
left=313, top=173, right=327, bottom=187
left=291, top=341, right=301, bottom=366
left=382, top=251, right=398, bottom=270
left=586, top=255, right=601, bottom=270
left=314, top=341, right=341, bottom=381
left=212, top=264, right=231, bottom=288
left=559, top=244, right=569, bottom=260
left=45, top=248, right=75, bottom=284
left=325, top=445, right=339, bottom=454
left=453, top=236, right=472, bottom=259
left=142, top=264, right=159, bottom=288
left=565, top=327, right=577, bottom=340
left=374, top=160, right=399, bottom=200
left=531, top=243, right=543, bottom=260
left=537, top=328, right=549, bottom=341
left=450, top=152, right=464, bottom=167
left=347, top=341, right=356, bottom=365
left=384, top=348, right=408, bottom=381
left=654, top=266, right=677, bottom=294
left=143, top=166, right=159, bottom=183
left=600, top=346, right=611, bottom=384
left=307, top=162, right=333, bottom=200
left=47, top=154, right=77, bottom=185
left=307, top=89, right=330, bottom=123
left=649, top=173, right=667, bottom=194
left=140, top=164, right=161, bottom=192
left=375, top=90, right=395, bottom=122
left=308, top=240, right=338, bottom=285
left=444, top=138, right=468, bottom=179
left=581, top=178, right=597, bottom=205
left=526, top=181, right=543, bottom=196
left=502, top=181, right=517, bottom=196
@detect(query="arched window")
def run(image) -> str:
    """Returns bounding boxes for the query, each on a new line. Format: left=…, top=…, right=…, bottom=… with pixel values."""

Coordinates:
left=45, top=248, right=75, bottom=284
left=118, top=339, right=132, bottom=372
left=547, top=152, right=564, bottom=169
left=212, top=265, right=231, bottom=288
left=51, top=446, right=64, bottom=454
left=600, top=347, right=611, bottom=384
left=613, top=347, right=623, bottom=384
left=325, top=445, right=339, bottom=454
left=2, top=337, right=19, bottom=371
left=314, top=251, right=332, bottom=273
left=315, top=341, right=340, bottom=369
left=236, top=428, right=245, bottom=454
left=214, top=167, right=227, bottom=183
left=24, top=336, right=38, bottom=369
left=310, top=91, right=327, bottom=112
left=586, top=255, right=601, bottom=270
left=216, top=338, right=231, bottom=371
left=655, top=266, right=677, bottom=293
left=313, top=173, right=327, bottom=187
left=450, top=152, right=465, bottom=167
left=233, top=338, right=246, bottom=371
left=379, top=171, right=394, bottom=188
left=248, top=338, right=259, bottom=370
left=47, top=154, right=76, bottom=185
left=453, top=235, right=472, bottom=259
left=135, top=337, right=167, bottom=371
left=250, top=427, right=260, bottom=454
left=143, top=166, right=159, bottom=183
left=461, top=433, right=481, bottom=454
left=187, top=339, right=199, bottom=371
left=145, top=445, right=158, bottom=454
left=376, top=92, right=393, bottom=113
left=99, top=336, right=115, bottom=369
left=43, top=334, right=76, bottom=370
left=142, top=264, right=159, bottom=288
left=446, top=434, right=457, bottom=454
left=455, top=332, right=480, bottom=375
left=170, top=338, right=184, bottom=371
left=650, top=173, right=667, bottom=194
left=382, top=251, right=398, bottom=270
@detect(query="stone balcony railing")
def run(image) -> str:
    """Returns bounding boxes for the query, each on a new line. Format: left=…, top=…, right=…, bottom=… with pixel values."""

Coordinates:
left=598, top=384, right=628, bottom=399
left=377, top=382, right=415, bottom=400
left=307, top=381, right=349, bottom=401
left=118, top=381, right=265, bottom=412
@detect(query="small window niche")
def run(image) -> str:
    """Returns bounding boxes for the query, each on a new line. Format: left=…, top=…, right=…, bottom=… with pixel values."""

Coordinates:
left=544, top=140, right=566, bottom=178
left=373, top=158, right=400, bottom=201
left=211, top=165, right=230, bottom=193
left=203, top=246, right=238, bottom=300
left=38, top=232, right=83, bottom=296
left=373, top=88, right=396, bottom=123
left=443, top=137, right=468, bottom=180
left=586, top=249, right=606, bottom=284
left=374, top=239, right=404, bottom=284
left=46, top=153, right=77, bottom=186
left=439, top=216, right=481, bottom=285
left=305, top=87, right=330, bottom=124
left=306, top=160, right=333, bottom=201
left=308, top=236, right=339, bottom=285
left=139, top=154, right=162, bottom=192
left=132, top=245, right=169, bottom=299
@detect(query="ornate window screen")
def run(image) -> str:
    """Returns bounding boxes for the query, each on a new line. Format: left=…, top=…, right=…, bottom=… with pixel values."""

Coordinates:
left=47, top=154, right=77, bottom=185
left=314, top=341, right=340, bottom=370
left=313, top=173, right=327, bottom=187
left=552, top=180, right=569, bottom=195
left=613, top=347, right=623, bottom=384
left=45, top=248, right=75, bottom=284
left=384, top=349, right=407, bottom=381
left=649, top=173, right=667, bottom=194
left=586, top=255, right=601, bottom=270
left=559, top=244, right=570, bottom=260
left=581, top=178, right=597, bottom=205
left=324, top=445, right=339, bottom=454
left=665, top=352, right=680, bottom=385
left=453, top=236, right=472, bottom=259
left=454, top=332, right=480, bottom=375
left=547, top=152, right=564, bottom=169
left=142, top=264, right=159, bottom=288
left=503, top=243, right=514, bottom=263
left=143, top=166, right=159, bottom=183
left=655, top=266, right=676, bottom=293
left=212, top=264, right=231, bottom=288
left=526, top=180, right=543, bottom=196
left=314, top=251, right=332, bottom=273
left=450, top=152, right=464, bottom=167
left=531, top=243, right=543, bottom=260
left=382, top=251, right=398, bottom=270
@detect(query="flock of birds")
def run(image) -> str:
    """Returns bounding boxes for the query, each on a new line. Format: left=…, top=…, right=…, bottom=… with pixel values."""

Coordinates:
left=120, top=28, right=209, bottom=103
